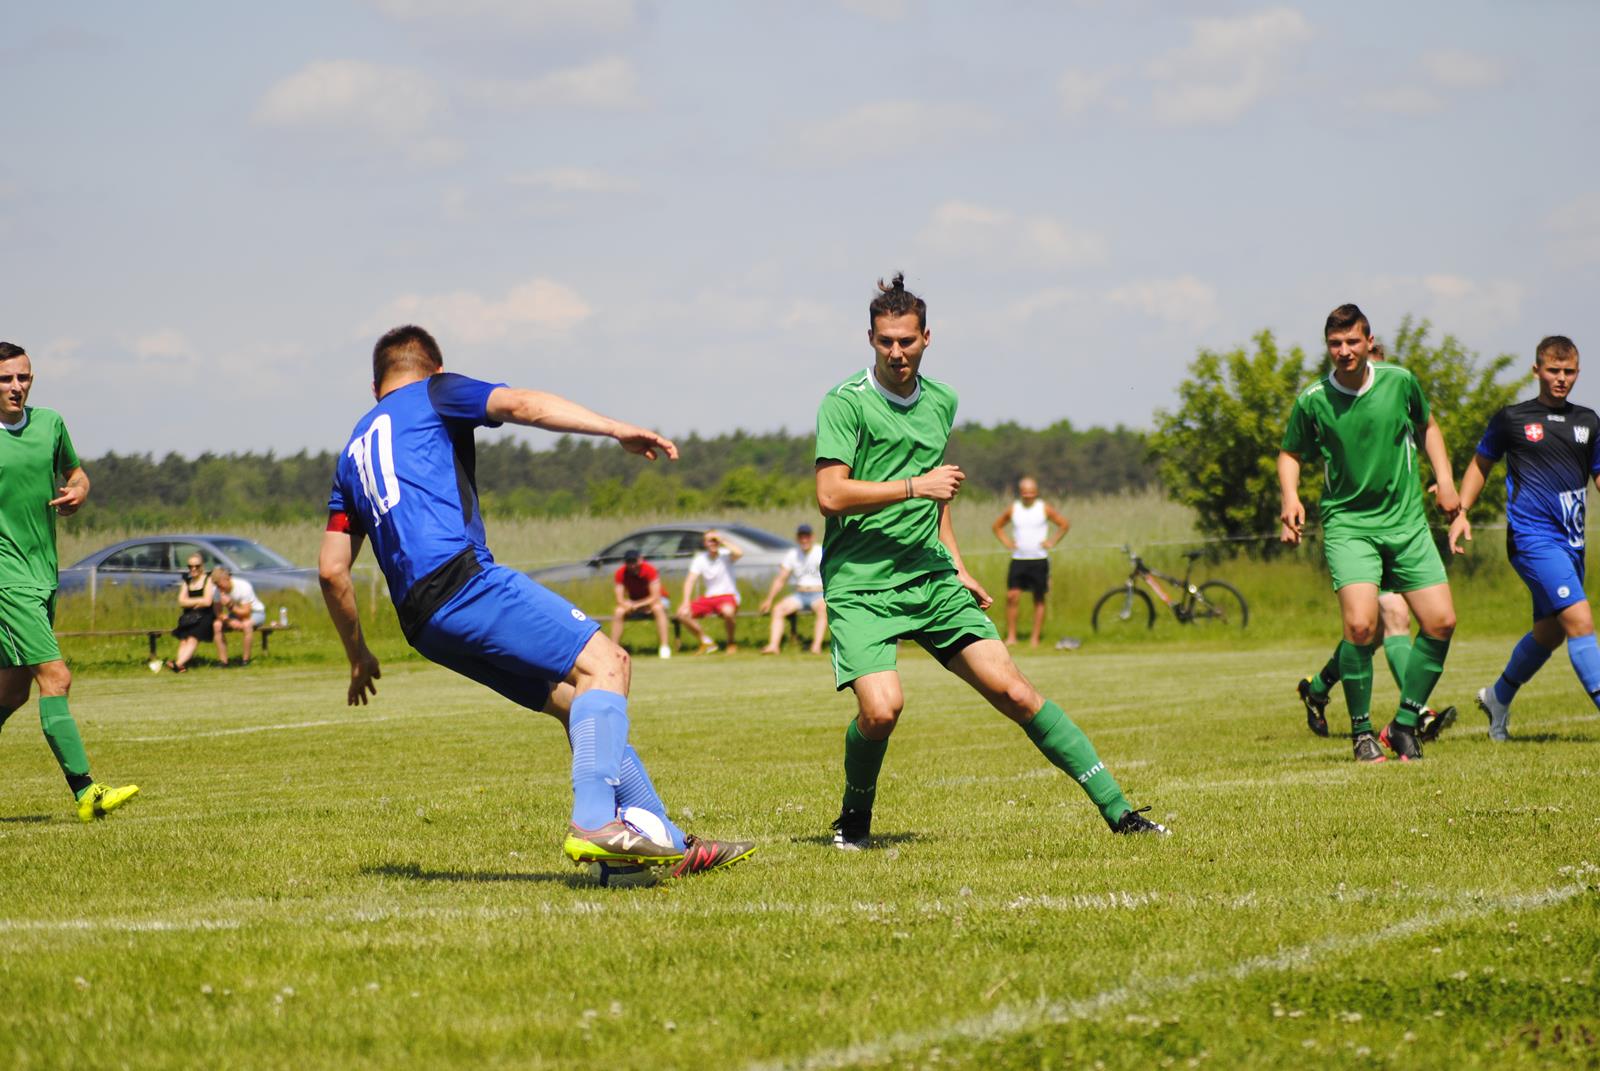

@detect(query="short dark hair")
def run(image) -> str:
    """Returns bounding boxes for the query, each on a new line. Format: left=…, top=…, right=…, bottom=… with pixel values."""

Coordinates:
left=1536, top=335, right=1579, bottom=365
left=869, top=273, right=927, bottom=330
left=0, top=342, right=26, bottom=361
left=1324, top=304, right=1371, bottom=338
left=373, top=325, right=443, bottom=385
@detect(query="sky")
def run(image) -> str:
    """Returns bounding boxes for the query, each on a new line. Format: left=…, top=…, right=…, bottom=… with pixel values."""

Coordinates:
left=4, top=0, right=1598, bottom=458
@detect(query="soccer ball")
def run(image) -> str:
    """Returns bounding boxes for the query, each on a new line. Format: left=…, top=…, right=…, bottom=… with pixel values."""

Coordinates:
left=586, top=806, right=672, bottom=888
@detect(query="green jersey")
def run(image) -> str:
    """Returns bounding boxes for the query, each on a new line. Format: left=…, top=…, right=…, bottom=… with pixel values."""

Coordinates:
left=0, top=406, right=80, bottom=592
left=1281, top=362, right=1429, bottom=535
left=815, top=369, right=958, bottom=592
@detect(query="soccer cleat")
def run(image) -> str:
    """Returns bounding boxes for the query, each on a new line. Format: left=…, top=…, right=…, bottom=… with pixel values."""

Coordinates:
left=76, top=783, right=140, bottom=823
left=1297, top=677, right=1330, bottom=737
left=1112, top=806, right=1170, bottom=835
left=671, top=834, right=756, bottom=878
left=1417, top=704, right=1457, bottom=743
left=562, top=819, right=684, bottom=866
left=831, top=807, right=871, bottom=851
left=1352, top=731, right=1387, bottom=763
left=1379, top=719, right=1422, bottom=761
left=1477, top=685, right=1511, bottom=741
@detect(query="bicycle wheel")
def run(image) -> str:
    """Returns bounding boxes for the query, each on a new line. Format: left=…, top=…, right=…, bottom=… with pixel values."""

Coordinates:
left=1092, top=586, right=1156, bottom=633
left=1190, top=580, right=1248, bottom=628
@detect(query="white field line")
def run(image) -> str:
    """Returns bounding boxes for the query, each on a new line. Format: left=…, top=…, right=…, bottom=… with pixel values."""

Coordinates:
left=107, top=710, right=460, bottom=743
left=744, top=882, right=1590, bottom=1071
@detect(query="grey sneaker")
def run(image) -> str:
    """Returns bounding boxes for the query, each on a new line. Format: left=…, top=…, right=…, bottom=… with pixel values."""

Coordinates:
left=562, top=819, right=683, bottom=866
left=1352, top=731, right=1388, bottom=763
left=1477, top=686, right=1511, bottom=741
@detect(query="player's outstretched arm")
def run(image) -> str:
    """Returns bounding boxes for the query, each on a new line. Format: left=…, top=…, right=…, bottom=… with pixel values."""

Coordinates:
left=1277, top=451, right=1305, bottom=546
left=815, top=460, right=965, bottom=517
left=938, top=503, right=992, bottom=610
left=318, top=528, right=380, bottom=706
left=485, top=388, right=677, bottom=461
left=49, top=465, right=90, bottom=516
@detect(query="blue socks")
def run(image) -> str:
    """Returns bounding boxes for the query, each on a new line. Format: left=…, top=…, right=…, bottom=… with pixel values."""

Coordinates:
left=1494, top=632, right=1554, bottom=707
left=567, top=689, right=628, bottom=830
left=617, top=746, right=686, bottom=850
left=1568, top=634, right=1600, bottom=710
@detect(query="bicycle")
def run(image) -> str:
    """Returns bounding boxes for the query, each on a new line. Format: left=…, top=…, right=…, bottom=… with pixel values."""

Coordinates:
left=1091, top=545, right=1248, bottom=633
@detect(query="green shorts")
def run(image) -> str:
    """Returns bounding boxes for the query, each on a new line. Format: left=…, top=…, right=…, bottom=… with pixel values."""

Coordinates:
left=1323, top=524, right=1447, bottom=593
left=0, top=586, right=61, bottom=669
left=826, top=571, right=999, bottom=690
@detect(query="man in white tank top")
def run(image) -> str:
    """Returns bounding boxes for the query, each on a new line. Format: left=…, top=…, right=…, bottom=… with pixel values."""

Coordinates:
left=991, top=476, right=1071, bottom=647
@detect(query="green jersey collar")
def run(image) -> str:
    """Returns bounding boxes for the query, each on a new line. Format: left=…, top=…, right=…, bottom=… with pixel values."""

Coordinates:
left=1326, top=363, right=1375, bottom=397
left=868, top=366, right=921, bottom=408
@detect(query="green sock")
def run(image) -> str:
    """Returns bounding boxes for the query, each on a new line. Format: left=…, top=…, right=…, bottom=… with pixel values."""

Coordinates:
left=1309, top=648, right=1340, bottom=697
left=1397, top=632, right=1451, bottom=727
left=1022, top=700, right=1130, bottom=827
left=39, top=695, right=94, bottom=798
left=1337, top=641, right=1378, bottom=736
left=1382, top=634, right=1412, bottom=691
left=841, top=720, right=888, bottom=813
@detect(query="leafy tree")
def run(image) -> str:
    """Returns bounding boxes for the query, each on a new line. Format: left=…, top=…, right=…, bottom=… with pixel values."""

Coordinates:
left=1149, top=331, right=1309, bottom=555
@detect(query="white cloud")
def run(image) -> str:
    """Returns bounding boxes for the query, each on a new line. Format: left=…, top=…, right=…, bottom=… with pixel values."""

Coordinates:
left=254, top=60, right=458, bottom=163
left=468, top=57, right=642, bottom=111
left=133, top=328, right=195, bottom=360
left=920, top=200, right=1106, bottom=269
left=1422, top=48, right=1506, bottom=90
left=367, top=0, right=635, bottom=33
left=1147, top=7, right=1312, bottom=124
left=508, top=167, right=641, bottom=194
left=788, top=100, right=998, bottom=162
left=1106, top=276, right=1220, bottom=327
left=364, top=278, right=593, bottom=345
left=1544, top=191, right=1600, bottom=264
left=1057, top=68, right=1112, bottom=117
left=1365, top=273, right=1525, bottom=339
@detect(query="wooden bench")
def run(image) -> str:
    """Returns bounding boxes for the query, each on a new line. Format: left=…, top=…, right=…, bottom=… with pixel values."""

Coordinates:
left=616, top=607, right=819, bottom=650
left=56, top=622, right=297, bottom=659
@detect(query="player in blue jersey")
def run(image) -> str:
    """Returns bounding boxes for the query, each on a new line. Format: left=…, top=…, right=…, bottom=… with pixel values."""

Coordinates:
left=1450, top=336, right=1600, bottom=740
left=318, top=325, right=754, bottom=877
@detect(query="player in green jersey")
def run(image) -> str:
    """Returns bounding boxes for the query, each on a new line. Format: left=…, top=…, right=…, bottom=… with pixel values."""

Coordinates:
left=1278, top=305, right=1465, bottom=762
left=0, top=342, right=139, bottom=821
left=816, top=275, right=1166, bottom=847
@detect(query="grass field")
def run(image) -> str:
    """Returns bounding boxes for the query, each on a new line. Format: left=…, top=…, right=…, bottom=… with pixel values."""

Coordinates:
left=4, top=632, right=1598, bottom=1069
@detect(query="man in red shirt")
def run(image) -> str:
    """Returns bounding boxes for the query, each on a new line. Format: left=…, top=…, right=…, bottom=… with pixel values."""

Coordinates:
left=611, top=549, right=673, bottom=658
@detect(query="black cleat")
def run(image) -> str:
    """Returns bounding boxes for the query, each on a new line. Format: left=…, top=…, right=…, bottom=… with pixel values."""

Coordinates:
left=1297, top=677, right=1330, bottom=737
left=1379, top=719, right=1422, bottom=761
left=831, top=807, right=871, bottom=851
left=1113, top=806, right=1170, bottom=835
left=1352, top=731, right=1387, bottom=763
left=1417, top=704, right=1457, bottom=743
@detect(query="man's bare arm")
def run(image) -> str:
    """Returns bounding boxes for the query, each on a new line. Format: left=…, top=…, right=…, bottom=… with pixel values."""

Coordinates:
left=938, top=503, right=993, bottom=610
left=485, top=388, right=677, bottom=461
left=319, top=529, right=380, bottom=705
left=1278, top=451, right=1305, bottom=545
left=1044, top=503, right=1071, bottom=547
left=816, top=460, right=965, bottom=517
left=50, top=465, right=89, bottom=515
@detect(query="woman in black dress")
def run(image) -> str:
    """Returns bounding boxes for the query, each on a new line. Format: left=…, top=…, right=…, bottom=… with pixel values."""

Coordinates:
left=166, top=553, right=215, bottom=672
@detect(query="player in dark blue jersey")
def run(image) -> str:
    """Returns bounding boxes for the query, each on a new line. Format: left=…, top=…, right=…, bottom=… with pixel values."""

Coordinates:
left=319, top=325, right=754, bottom=877
left=1449, top=336, right=1600, bottom=740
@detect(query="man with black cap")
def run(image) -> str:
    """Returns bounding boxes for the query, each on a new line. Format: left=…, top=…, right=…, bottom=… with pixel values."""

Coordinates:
left=759, top=523, right=827, bottom=654
left=611, top=548, right=673, bottom=658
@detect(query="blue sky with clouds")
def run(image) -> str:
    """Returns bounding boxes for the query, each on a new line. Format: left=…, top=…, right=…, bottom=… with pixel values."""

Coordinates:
left=4, top=1, right=1597, bottom=457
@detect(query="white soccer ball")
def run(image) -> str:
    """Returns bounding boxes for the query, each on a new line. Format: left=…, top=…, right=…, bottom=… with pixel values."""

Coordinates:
left=619, top=805, right=670, bottom=847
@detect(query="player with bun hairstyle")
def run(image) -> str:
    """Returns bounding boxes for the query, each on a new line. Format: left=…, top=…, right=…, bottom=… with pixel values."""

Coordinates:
left=815, top=275, right=1167, bottom=847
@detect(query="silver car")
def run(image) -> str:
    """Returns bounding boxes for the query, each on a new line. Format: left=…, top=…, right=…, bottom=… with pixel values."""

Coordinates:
left=525, top=522, right=799, bottom=591
left=57, top=534, right=318, bottom=597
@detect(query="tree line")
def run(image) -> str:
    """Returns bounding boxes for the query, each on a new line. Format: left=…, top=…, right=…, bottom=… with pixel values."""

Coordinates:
left=63, top=421, right=1156, bottom=531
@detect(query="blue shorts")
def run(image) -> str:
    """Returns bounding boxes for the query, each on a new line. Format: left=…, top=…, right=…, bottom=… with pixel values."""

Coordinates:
left=411, top=565, right=600, bottom=712
left=795, top=590, right=824, bottom=611
left=1509, top=538, right=1587, bottom=622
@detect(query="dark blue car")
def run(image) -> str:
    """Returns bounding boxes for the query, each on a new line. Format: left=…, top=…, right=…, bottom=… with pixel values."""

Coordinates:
left=57, top=534, right=318, bottom=597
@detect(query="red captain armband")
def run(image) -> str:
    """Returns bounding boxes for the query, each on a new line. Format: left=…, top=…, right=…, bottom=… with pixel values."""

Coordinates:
left=326, top=510, right=354, bottom=534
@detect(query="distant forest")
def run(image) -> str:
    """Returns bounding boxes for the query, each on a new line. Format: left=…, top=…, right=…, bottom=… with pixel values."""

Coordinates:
left=65, top=421, right=1154, bottom=530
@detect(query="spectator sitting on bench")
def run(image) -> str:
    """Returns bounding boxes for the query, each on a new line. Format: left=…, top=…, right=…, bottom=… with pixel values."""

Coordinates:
left=676, top=529, right=742, bottom=654
left=611, top=548, right=673, bottom=659
left=166, top=554, right=215, bottom=673
left=212, top=566, right=264, bottom=667
left=759, top=522, right=827, bottom=655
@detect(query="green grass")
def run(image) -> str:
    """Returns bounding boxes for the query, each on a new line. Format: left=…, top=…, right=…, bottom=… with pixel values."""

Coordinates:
left=4, top=632, right=1598, bottom=1069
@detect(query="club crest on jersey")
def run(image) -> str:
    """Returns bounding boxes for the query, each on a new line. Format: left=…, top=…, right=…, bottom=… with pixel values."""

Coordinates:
left=1578, top=426, right=1591, bottom=444
left=1524, top=423, right=1544, bottom=442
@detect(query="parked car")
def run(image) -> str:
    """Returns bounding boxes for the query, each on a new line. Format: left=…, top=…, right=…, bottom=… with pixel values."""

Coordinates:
left=525, top=522, right=799, bottom=592
left=57, top=534, right=319, bottom=597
